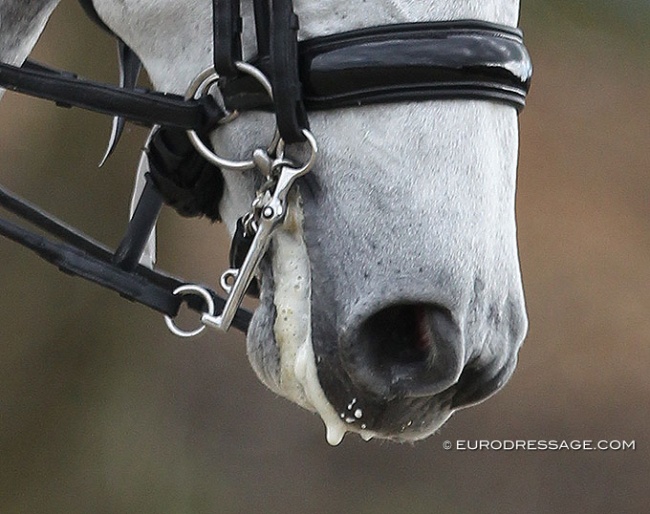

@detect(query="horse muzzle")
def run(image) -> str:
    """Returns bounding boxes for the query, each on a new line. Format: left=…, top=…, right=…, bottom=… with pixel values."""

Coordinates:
left=306, top=293, right=519, bottom=442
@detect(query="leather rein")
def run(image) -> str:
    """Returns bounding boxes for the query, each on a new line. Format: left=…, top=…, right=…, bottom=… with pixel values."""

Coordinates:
left=0, top=0, right=532, bottom=337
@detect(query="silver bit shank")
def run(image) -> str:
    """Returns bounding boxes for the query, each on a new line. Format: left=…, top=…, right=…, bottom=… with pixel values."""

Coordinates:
left=201, top=205, right=279, bottom=331
left=201, top=157, right=311, bottom=332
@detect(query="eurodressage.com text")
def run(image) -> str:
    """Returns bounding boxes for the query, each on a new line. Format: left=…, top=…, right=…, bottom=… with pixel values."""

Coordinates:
left=442, top=439, right=636, bottom=452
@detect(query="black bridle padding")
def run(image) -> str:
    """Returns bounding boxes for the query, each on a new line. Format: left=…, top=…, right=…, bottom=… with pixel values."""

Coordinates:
left=220, top=21, right=532, bottom=113
left=297, top=21, right=532, bottom=110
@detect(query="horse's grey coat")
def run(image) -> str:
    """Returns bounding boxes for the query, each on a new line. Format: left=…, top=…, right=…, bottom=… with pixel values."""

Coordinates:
left=0, top=0, right=59, bottom=96
left=2, top=0, right=528, bottom=442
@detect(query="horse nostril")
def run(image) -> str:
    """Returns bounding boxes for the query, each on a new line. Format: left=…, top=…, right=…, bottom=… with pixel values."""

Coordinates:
left=363, top=305, right=432, bottom=365
left=347, top=304, right=464, bottom=398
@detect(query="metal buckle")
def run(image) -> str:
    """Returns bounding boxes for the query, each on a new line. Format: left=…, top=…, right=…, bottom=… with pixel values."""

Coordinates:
left=164, top=128, right=317, bottom=337
left=201, top=129, right=317, bottom=332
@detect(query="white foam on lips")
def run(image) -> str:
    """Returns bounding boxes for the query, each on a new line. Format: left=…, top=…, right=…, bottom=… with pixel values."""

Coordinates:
left=271, top=193, right=378, bottom=445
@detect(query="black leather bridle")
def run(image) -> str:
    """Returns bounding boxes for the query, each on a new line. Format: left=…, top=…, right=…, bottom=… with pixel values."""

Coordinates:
left=0, top=0, right=532, bottom=335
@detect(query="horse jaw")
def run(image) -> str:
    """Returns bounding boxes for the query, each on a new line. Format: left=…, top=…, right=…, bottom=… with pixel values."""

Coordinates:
left=0, top=0, right=60, bottom=100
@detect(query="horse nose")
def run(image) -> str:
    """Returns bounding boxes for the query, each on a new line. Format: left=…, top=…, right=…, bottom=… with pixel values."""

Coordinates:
left=343, top=304, right=464, bottom=398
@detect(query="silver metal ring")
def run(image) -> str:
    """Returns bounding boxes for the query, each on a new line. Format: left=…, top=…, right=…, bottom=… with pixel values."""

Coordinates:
left=185, top=62, right=276, bottom=172
left=276, top=129, right=319, bottom=176
left=164, top=285, right=216, bottom=338
left=184, top=67, right=221, bottom=102
left=220, top=269, right=238, bottom=294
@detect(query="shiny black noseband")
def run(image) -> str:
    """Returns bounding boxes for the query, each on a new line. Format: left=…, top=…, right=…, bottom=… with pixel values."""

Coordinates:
left=0, top=0, right=532, bottom=334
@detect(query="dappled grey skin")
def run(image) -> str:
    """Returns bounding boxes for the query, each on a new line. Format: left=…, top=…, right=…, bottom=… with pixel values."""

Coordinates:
left=3, top=0, right=528, bottom=442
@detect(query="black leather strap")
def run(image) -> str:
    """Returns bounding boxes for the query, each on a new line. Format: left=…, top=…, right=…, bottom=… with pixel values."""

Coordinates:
left=269, top=0, right=309, bottom=143
left=0, top=60, right=226, bottom=130
left=112, top=178, right=163, bottom=271
left=252, top=0, right=271, bottom=59
left=0, top=183, right=252, bottom=331
left=213, top=0, right=243, bottom=77
left=213, top=0, right=309, bottom=143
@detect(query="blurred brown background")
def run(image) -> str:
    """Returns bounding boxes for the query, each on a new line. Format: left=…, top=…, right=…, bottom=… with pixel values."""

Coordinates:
left=1, top=1, right=648, bottom=512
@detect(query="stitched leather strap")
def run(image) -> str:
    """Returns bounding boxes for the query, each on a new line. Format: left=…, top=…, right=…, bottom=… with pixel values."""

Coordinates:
left=0, top=60, right=226, bottom=130
left=269, top=0, right=309, bottom=143
left=0, top=183, right=252, bottom=331
left=213, top=0, right=243, bottom=77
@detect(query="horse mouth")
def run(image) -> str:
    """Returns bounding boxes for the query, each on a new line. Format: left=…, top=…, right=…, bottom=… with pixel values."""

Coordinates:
left=247, top=239, right=520, bottom=444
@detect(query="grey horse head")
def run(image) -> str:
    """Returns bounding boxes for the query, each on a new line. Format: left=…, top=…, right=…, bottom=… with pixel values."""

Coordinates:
left=12, top=0, right=529, bottom=443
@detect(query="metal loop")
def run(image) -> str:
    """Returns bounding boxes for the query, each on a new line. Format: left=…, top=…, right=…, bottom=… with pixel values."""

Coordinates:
left=220, top=268, right=239, bottom=293
left=185, top=62, right=277, bottom=172
left=164, top=285, right=216, bottom=338
left=276, top=129, right=319, bottom=176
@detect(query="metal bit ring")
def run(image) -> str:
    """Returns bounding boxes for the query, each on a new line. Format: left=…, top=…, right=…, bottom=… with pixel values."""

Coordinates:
left=185, top=62, right=277, bottom=172
left=164, top=285, right=216, bottom=338
left=276, top=129, right=319, bottom=176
